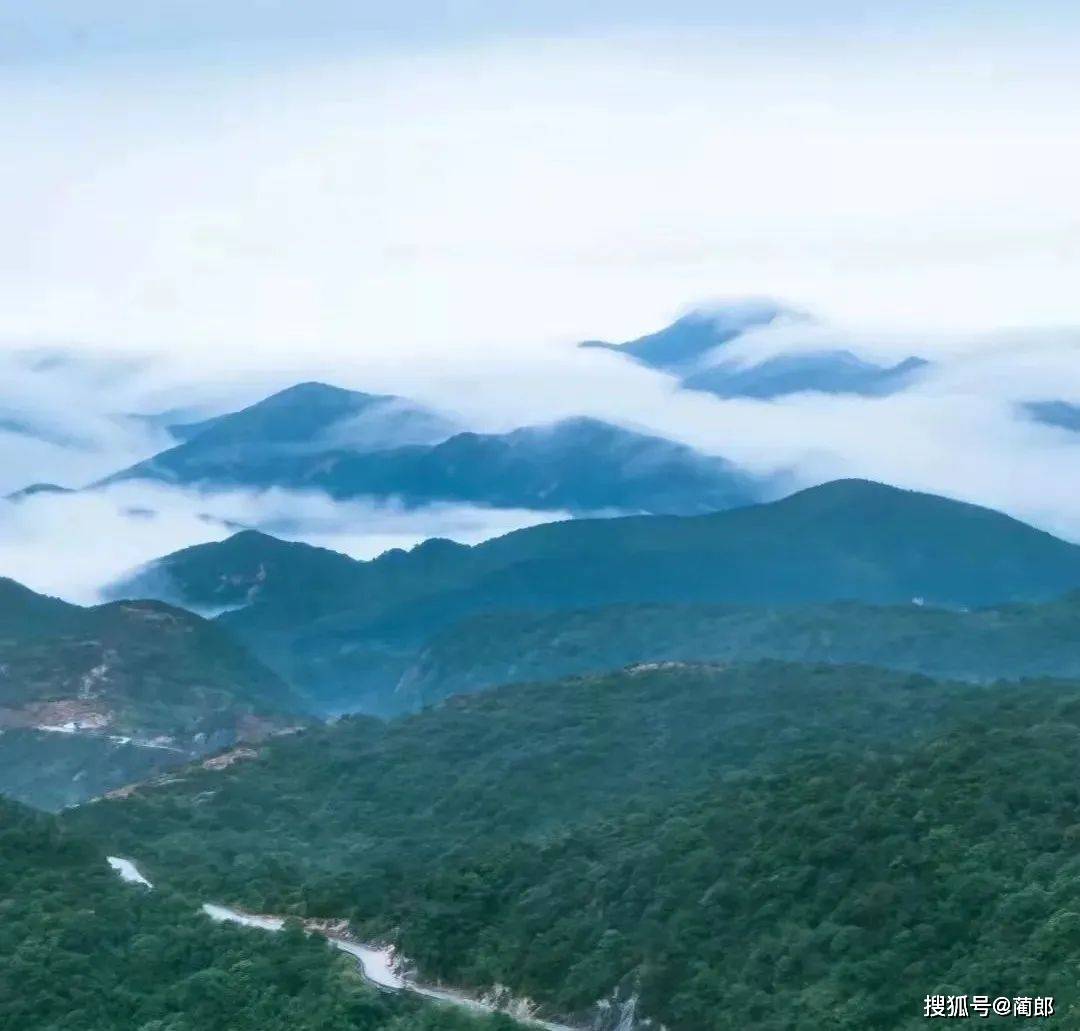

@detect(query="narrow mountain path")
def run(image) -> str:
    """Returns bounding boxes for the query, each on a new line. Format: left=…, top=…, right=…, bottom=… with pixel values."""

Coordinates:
left=106, top=856, right=153, bottom=888
left=107, top=858, right=577, bottom=1030
left=203, top=902, right=578, bottom=1030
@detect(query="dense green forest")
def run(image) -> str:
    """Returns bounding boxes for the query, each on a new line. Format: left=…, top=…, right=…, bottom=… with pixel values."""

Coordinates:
left=400, top=593, right=1080, bottom=706
left=68, top=662, right=980, bottom=900
left=0, top=579, right=302, bottom=721
left=0, top=796, right=519, bottom=1031
left=68, top=661, right=1080, bottom=1028
left=0, top=575, right=308, bottom=808
left=386, top=695, right=1080, bottom=1028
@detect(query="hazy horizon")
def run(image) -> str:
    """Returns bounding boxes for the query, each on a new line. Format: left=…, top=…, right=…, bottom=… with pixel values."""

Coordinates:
left=2, top=1, right=1079, bottom=602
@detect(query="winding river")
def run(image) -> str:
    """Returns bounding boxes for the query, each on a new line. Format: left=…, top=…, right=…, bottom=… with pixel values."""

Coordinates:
left=108, top=857, right=576, bottom=1030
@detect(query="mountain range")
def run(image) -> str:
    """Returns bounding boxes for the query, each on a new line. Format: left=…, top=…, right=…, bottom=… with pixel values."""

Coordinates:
left=98, top=382, right=760, bottom=516
left=582, top=303, right=929, bottom=399
left=9, top=313, right=1080, bottom=1028
left=109, top=478, right=1080, bottom=714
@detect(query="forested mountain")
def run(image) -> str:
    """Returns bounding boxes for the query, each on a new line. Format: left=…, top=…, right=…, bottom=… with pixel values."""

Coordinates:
left=581, top=305, right=928, bottom=399
left=0, top=577, right=308, bottom=808
left=0, top=796, right=518, bottom=1031
left=0, top=576, right=84, bottom=634
left=99, top=381, right=758, bottom=516
left=66, top=662, right=1080, bottom=1028
left=382, top=687, right=1080, bottom=1029
left=398, top=593, right=1080, bottom=707
left=112, top=479, right=1080, bottom=713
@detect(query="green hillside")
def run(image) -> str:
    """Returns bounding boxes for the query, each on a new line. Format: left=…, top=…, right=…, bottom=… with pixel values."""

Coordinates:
left=69, top=660, right=1051, bottom=1026
left=399, top=594, right=1080, bottom=707
left=0, top=576, right=83, bottom=636
left=0, top=796, right=517, bottom=1031
left=384, top=690, right=1080, bottom=1028
left=113, top=480, right=1080, bottom=713
left=0, top=577, right=309, bottom=808
left=65, top=664, right=1080, bottom=1028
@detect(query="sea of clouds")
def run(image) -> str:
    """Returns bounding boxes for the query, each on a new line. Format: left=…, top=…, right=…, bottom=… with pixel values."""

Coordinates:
left=2, top=22, right=1079, bottom=604
left=1, top=308, right=1080, bottom=606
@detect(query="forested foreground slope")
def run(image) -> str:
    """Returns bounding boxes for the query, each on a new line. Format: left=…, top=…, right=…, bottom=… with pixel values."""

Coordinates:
left=0, top=577, right=308, bottom=809
left=0, top=797, right=520, bottom=1031
left=68, top=662, right=1080, bottom=1028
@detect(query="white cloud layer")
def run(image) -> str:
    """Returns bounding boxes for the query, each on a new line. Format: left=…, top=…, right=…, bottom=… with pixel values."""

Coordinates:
left=2, top=30, right=1079, bottom=367
left=0, top=481, right=561, bottom=605
left=2, top=309, right=1080, bottom=609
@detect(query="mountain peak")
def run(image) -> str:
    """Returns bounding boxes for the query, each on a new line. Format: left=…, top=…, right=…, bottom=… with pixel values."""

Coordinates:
left=583, top=303, right=928, bottom=400
left=581, top=299, right=797, bottom=371
left=258, top=381, right=385, bottom=405
left=162, top=381, right=395, bottom=449
left=5, top=482, right=74, bottom=501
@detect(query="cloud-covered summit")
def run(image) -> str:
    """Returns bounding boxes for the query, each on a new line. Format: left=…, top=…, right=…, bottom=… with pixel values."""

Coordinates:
left=99, top=382, right=763, bottom=517
left=581, top=299, right=794, bottom=372
left=582, top=302, right=929, bottom=400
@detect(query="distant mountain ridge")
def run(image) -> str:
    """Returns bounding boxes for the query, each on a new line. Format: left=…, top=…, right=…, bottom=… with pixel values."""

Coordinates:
left=683, top=351, right=928, bottom=399
left=1026, top=399, right=1080, bottom=432
left=581, top=300, right=792, bottom=370
left=4, top=482, right=75, bottom=501
left=163, top=381, right=457, bottom=450
left=111, top=478, right=1080, bottom=714
left=583, top=302, right=929, bottom=399
left=102, top=381, right=459, bottom=484
left=100, top=382, right=763, bottom=515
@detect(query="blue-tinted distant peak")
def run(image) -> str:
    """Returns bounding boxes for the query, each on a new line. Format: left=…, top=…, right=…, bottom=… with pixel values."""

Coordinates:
left=583, top=301, right=929, bottom=400
left=1024, top=400, right=1080, bottom=433
left=264, top=381, right=382, bottom=402
left=165, top=381, right=407, bottom=448
left=580, top=298, right=801, bottom=372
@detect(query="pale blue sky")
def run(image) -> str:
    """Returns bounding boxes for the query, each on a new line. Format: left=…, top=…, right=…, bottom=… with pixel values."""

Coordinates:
left=4, top=1, right=1078, bottom=65
left=2, top=1, right=1079, bottom=356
